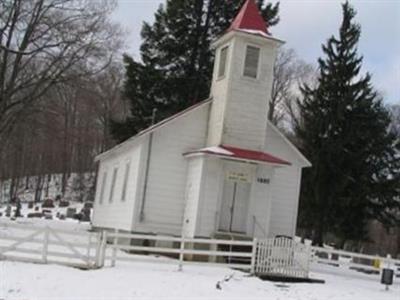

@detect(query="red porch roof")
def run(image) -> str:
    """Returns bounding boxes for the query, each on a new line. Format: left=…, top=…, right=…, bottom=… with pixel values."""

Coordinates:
left=184, top=145, right=291, bottom=166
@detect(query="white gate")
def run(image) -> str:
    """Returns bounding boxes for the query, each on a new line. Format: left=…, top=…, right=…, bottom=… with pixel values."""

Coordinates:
left=0, top=222, right=100, bottom=268
left=255, top=237, right=310, bottom=278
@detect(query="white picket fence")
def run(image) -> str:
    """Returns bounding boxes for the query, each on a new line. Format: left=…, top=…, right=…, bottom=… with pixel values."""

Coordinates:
left=255, top=237, right=310, bottom=278
left=1, top=222, right=399, bottom=279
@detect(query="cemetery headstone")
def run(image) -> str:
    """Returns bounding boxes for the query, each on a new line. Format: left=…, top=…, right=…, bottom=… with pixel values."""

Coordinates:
left=5, top=205, right=11, bottom=217
left=27, top=212, right=43, bottom=218
left=14, top=200, right=22, bottom=218
left=66, top=207, right=77, bottom=218
left=42, top=199, right=55, bottom=208
left=59, top=200, right=70, bottom=207
left=83, top=202, right=93, bottom=209
left=81, top=207, right=91, bottom=222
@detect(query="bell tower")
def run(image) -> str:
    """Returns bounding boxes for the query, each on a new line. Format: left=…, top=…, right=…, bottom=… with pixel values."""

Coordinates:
left=207, top=0, right=283, bottom=151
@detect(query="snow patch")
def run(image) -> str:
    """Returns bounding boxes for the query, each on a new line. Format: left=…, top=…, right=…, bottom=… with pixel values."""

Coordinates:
left=200, top=146, right=234, bottom=156
left=1, top=259, right=399, bottom=299
left=237, top=28, right=270, bottom=37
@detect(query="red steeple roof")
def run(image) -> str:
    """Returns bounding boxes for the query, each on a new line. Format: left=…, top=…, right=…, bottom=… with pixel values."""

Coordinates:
left=228, top=0, right=269, bottom=35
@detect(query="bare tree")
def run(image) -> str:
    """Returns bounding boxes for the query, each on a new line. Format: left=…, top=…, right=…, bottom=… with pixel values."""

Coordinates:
left=0, top=0, right=121, bottom=146
left=88, top=63, right=126, bottom=152
left=269, top=48, right=315, bottom=126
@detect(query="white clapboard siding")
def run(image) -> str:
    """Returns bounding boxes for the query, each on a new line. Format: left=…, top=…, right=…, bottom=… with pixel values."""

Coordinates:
left=209, top=32, right=279, bottom=150
left=264, top=122, right=306, bottom=237
left=247, top=166, right=274, bottom=238
left=207, top=42, right=231, bottom=147
left=182, top=157, right=205, bottom=237
left=92, top=143, right=142, bottom=231
left=134, top=103, right=210, bottom=235
left=196, top=157, right=223, bottom=237
left=268, top=166, right=301, bottom=237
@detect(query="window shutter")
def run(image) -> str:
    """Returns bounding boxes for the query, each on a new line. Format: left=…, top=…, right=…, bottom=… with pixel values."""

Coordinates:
left=121, top=162, right=130, bottom=202
left=99, top=172, right=107, bottom=204
left=109, top=167, right=118, bottom=203
left=243, top=46, right=260, bottom=78
left=218, top=46, right=228, bottom=78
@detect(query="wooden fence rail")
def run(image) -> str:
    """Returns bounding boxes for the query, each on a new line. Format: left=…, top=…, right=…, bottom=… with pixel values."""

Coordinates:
left=1, top=222, right=399, bottom=279
left=104, top=229, right=254, bottom=271
left=0, top=222, right=100, bottom=269
left=310, top=246, right=400, bottom=273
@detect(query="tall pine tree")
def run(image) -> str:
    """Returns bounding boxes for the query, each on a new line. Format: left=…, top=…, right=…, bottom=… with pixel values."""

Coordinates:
left=296, top=2, right=400, bottom=246
left=111, top=0, right=279, bottom=142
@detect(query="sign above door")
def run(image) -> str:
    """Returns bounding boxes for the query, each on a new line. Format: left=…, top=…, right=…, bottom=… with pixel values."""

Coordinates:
left=226, top=171, right=250, bottom=183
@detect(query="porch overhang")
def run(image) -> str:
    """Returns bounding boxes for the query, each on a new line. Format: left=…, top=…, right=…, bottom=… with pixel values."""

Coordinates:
left=183, top=145, right=291, bottom=167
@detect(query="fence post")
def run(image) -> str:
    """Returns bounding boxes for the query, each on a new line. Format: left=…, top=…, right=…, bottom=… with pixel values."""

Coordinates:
left=306, top=243, right=312, bottom=274
left=178, top=236, right=185, bottom=271
left=86, top=233, right=92, bottom=267
left=94, top=231, right=102, bottom=268
left=98, top=230, right=107, bottom=267
left=250, top=238, right=258, bottom=275
left=111, top=228, right=118, bottom=267
left=42, top=226, right=49, bottom=263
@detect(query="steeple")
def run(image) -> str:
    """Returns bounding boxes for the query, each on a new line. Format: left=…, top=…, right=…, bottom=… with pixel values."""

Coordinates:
left=207, top=0, right=283, bottom=151
left=228, top=0, right=270, bottom=36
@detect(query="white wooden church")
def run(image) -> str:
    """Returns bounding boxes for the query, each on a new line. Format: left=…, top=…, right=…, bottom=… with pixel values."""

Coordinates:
left=92, top=0, right=310, bottom=239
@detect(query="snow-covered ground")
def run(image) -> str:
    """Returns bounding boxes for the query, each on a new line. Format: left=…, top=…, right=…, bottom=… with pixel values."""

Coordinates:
left=1, top=212, right=399, bottom=299
left=1, top=254, right=399, bottom=299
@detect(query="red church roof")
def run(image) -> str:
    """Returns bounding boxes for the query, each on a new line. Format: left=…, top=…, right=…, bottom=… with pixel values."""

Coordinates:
left=184, top=145, right=291, bottom=166
left=228, top=0, right=269, bottom=35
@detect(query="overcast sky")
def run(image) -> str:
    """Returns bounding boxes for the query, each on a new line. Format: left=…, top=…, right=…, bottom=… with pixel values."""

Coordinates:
left=113, top=0, right=399, bottom=104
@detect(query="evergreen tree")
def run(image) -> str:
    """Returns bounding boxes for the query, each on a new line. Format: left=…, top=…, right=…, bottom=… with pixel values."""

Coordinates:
left=111, top=0, right=279, bottom=142
left=296, top=2, right=400, bottom=246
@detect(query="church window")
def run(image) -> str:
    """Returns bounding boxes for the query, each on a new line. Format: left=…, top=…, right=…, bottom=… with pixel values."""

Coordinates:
left=218, top=46, right=228, bottom=78
left=243, top=45, right=260, bottom=78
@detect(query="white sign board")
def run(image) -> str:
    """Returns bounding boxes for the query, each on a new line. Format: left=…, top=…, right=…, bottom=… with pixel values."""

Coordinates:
left=226, top=171, right=250, bottom=183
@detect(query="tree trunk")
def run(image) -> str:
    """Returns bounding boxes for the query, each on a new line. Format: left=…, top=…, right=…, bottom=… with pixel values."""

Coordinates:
left=34, top=175, right=43, bottom=203
left=312, top=194, right=326, bottom=246
left=45, top=173, right=51, bottom=198
left=312, top=226, right=324, bottom=246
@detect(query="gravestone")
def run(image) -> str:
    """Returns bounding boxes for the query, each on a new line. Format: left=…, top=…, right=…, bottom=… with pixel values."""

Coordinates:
left=59, top=200, right=70, bottom=207
left=83, top=202, right=93, bottom=209
left=80, top=207, right=91, bottom=222
left=44, top=213, right=53, bottom=220
left=5, top=205, right=11, bottom=217
left=14, top=200, right=22, bottom=218
left=27, top=212, right=43, bottom=218
left=66, top=207, right=76, bottom=218
left=42, top=199, right=55, bottom=208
